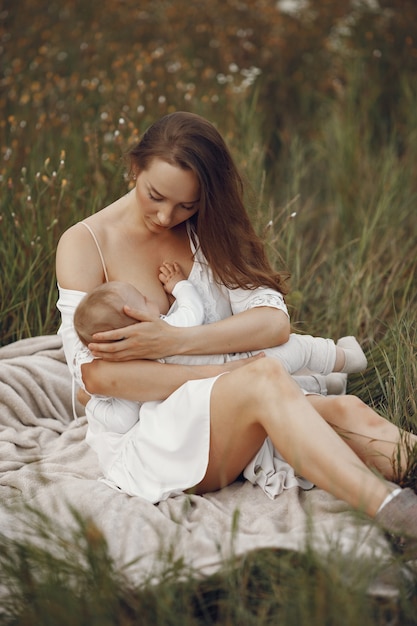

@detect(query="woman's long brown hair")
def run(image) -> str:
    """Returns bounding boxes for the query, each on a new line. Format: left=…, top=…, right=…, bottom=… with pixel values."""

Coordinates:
left=128, top=112, right=289, bottom=295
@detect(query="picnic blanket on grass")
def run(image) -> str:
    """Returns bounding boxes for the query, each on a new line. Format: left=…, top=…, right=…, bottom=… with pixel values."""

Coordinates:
left=0, top=335, right=400, bottom=597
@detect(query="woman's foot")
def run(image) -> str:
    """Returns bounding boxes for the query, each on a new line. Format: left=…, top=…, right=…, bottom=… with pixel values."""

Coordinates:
left=375, top=488, right=417, bottom=560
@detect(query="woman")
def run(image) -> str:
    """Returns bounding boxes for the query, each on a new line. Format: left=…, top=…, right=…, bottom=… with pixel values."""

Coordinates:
left=56, top=111, right=417, bottom=552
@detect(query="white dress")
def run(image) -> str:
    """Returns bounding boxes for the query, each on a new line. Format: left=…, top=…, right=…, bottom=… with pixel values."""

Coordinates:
left=57, top=224, right=311, bottom=503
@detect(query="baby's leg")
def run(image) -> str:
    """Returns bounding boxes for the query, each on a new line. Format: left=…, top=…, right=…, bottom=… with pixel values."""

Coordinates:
left=262, top=333, right=337, bottom=375
left=291, top=373, right=348, bottom=396
left=262, top=334, right=367, bottom=376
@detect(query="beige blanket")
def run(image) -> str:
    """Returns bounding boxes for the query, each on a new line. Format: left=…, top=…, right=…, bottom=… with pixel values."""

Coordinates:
left=0, top=336, right=397, bottom=595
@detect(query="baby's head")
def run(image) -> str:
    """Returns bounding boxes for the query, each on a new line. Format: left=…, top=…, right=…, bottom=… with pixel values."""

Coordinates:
left=74, top=281, right=157, bottom=346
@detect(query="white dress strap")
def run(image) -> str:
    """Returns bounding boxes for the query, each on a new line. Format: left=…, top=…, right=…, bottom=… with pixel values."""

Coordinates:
left=80, top=221, right=109, bottom=282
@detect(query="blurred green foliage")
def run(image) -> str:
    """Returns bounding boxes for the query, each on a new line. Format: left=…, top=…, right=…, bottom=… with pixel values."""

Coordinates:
left=2, top=0, right=417, bottom=179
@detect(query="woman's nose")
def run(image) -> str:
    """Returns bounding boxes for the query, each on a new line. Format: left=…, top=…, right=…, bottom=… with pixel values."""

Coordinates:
left=157, top=205, right=173, bottom=225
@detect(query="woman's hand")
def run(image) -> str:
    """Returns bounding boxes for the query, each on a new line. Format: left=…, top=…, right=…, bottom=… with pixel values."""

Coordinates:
left=88, top=306, right=179, bottom=361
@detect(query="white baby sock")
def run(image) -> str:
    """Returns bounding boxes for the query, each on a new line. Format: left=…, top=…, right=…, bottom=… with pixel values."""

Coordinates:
left=337, top=336, right=368, bottom=374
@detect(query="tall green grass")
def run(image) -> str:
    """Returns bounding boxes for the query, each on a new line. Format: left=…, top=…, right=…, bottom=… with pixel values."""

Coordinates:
left=2, top=0, right=417, bottom=622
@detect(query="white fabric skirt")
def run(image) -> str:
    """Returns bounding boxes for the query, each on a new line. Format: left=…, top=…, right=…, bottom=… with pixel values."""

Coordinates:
left=107, top=375, right=221, bottom=503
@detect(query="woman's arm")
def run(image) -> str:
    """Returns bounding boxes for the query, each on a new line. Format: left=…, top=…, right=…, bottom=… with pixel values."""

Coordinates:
left=88, top=305, right=290, bottom=361
left=81, top=356, right=260, bottom=401
left=56, top=224, right=110, bottom=378
left=181, top=305, right=290, bottom=354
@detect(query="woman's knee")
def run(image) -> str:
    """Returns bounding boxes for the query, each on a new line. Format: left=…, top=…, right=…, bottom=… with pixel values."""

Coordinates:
left=247, top=356, right=290, bottom=382
left=214, top=357, right=293, bottom=414
left=235, top=357, right=303, bottom=417
left=240, top=357, right=297, bottom=397
left=324, top=394, right=382, bottom=430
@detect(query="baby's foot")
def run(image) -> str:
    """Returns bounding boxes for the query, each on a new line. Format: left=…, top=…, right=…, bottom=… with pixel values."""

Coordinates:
left=337, top=336, right=368, bottom=374
left=324, top=372, right=348, bottom=395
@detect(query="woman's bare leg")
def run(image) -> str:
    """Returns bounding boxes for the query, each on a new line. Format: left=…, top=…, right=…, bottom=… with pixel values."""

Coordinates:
left=195, top=358, right=391, bottom=517
left=307, top=394, right=417, bottom=480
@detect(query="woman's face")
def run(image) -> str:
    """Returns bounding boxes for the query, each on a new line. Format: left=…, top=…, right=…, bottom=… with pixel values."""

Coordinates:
left=135, top=158, right=200, bottom=233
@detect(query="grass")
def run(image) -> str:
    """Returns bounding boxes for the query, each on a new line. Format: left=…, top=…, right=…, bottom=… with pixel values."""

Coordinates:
left=1, top=505, right=416, bottom=626
left=1, top=0, right=417, bottom=622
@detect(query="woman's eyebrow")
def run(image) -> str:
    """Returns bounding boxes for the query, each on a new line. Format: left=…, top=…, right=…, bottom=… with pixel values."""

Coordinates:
left=148, top=183, right=164, bottom=197
left=149, top=183, right=199, bottom=204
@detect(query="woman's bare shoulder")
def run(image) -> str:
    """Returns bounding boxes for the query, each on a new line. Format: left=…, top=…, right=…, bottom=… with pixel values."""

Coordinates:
left=56, top=194, right=131, bottom=291
left=56, top=221, right=89, bottom=256
left=56, top=221, right=106, bottom=291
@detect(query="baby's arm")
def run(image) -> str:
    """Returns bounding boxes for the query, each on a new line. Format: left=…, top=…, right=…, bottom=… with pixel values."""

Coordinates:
left=159, top=262, right=186, bottom=295
left=159, top=262, right=205, bottom=327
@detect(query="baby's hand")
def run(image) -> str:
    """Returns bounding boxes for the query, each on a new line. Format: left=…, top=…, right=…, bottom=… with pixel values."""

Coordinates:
left=159, top=261, right=186, bottom=295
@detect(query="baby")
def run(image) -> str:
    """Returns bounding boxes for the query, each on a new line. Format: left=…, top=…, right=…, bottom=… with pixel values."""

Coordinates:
left=74, top=262, right=367, bottom=439
left=74, top=264, right=204, bottom=346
